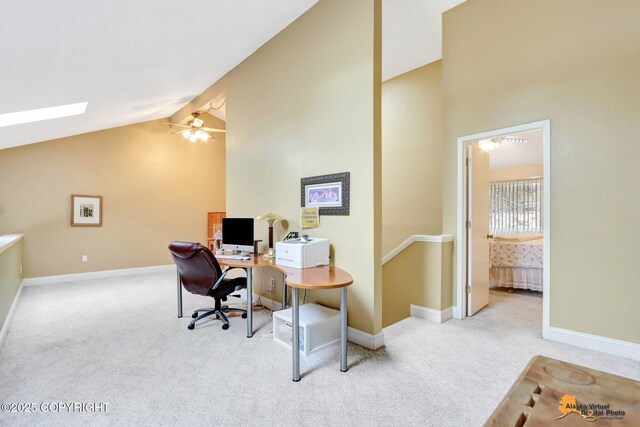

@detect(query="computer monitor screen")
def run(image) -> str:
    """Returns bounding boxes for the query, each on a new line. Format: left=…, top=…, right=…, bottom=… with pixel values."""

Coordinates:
left=222, top=218, right=254, bottom=253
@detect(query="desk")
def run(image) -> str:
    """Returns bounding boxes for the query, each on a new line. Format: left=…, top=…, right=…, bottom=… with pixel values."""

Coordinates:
left=176, top=254, right=353, bottom=382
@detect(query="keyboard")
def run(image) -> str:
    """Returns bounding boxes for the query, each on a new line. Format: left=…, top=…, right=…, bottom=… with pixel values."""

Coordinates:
left=216, top=254, right=251, bottom=260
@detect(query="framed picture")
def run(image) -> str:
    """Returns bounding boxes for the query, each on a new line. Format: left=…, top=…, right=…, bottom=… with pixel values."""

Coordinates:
left=301, top=172, right=350, bottom=215
left=71, top=195, right=103, bottom=227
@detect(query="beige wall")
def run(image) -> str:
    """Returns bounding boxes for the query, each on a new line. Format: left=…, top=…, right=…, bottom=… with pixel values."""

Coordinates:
left=382, top=61, right=443, bottom=255
left=382, top=240, right=452, bottom=327
left=491, top=164, right=542, bottom=182
left=443, top=0, right=640, bottom=343
left=178, top=0, right=383, bottom=334
left=0, top=237, right=22, bottom=335
left=0, top=118, right=226, bottom=277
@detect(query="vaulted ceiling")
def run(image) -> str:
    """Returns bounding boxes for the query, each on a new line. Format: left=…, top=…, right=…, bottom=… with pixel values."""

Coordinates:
left=0, top=0, right=465, bottom=150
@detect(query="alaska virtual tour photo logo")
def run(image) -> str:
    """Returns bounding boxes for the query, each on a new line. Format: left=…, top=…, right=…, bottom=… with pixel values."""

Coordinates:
left=555, top=395, right=626, bottom=422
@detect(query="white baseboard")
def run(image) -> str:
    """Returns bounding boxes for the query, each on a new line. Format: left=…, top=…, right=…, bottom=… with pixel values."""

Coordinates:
left=252, top=293, right=280, bottom=311
left=410, top=304, right=453, bottom=324
left=22, top=264, right=176, bottom=286
left=0, top=280, right=24, bottom=352
left=347, top=327, right=385, bottom=349
left=549, top=327, right=640, bottom=362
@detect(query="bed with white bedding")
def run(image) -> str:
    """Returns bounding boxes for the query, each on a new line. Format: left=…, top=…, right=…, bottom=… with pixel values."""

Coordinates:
left=489, top=234, right=543, bottom=292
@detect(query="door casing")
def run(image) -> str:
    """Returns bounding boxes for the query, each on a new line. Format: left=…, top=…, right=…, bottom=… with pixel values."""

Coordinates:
left=454, top=120, right=551, bottom=339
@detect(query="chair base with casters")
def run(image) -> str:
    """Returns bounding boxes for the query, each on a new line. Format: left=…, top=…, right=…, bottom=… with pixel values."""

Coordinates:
left=168, top=241, right=249, bottom=331
left=188, top=298, right=247, bottom=331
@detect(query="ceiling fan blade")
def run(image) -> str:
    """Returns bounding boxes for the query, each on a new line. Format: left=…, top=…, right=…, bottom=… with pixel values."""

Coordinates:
left=171, top=129, right=188, bottom=134
left=160, top=120, right=191, bottom=128
left=168, top=123, right=191, bottom=129
left=200, top=127, right=226, bottom=132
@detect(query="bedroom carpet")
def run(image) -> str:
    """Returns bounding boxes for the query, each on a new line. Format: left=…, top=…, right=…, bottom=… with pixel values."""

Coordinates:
left=0, top=271, right=638, bottom=427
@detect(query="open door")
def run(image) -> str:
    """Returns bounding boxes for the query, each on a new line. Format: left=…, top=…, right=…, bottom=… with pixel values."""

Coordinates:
left=466, top=142, right=490, bottom=316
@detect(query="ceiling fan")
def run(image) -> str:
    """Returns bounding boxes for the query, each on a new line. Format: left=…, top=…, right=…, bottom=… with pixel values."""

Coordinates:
left=162, top=112, right=225, bottom=142
left=479, top=135, right=529, bottom=152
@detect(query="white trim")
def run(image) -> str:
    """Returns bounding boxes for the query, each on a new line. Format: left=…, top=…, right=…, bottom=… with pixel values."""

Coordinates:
left=22, top=264, right=176, bottom=286
left=347, top=327, right=385, bottom=349
left=382, top=234, right=453, bottom=265
left=0, top=233, right=23, bottom=255
left=455, top=120, right=551, bottom=342
left=410, top=305, right=453, bottom=323
left=252, top=293, right=279, bottom=311
left=0, top=280, right=24, bottom=352
left=452, top=305, right=463, bottom=320
left=456, top=132, right=465, bottom=320
left=442, top=307, right=453, bottom=323
left=542, top=123, right=551, bottom=339
left=549, top=327, right=640, bottom=362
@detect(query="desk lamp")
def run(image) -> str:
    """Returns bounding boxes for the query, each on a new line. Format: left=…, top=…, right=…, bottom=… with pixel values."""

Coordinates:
left=256, top=212, right=283, bottom=258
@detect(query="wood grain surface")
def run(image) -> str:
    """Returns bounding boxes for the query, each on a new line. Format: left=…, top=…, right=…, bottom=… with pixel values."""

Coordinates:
left=217, top=254, right=353, bottom=289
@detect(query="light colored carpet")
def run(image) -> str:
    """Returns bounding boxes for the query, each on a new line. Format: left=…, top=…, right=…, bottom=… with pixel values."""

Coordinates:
left=0, top=272, right=638, bottom=426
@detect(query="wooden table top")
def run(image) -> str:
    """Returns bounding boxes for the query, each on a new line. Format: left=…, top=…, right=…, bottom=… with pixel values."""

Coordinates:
left=485, top=355, right=639, bottom=426
left=217, top=254, right=353, bottom=290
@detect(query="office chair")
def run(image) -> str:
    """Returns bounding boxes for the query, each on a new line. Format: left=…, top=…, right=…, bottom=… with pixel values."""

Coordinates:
left=168, top=241, right=247, bottom=330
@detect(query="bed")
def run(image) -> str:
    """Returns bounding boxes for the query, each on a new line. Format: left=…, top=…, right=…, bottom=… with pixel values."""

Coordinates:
left=489, top=234, right=543, bottom=292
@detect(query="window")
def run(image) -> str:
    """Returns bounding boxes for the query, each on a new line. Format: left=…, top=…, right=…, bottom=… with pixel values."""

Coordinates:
left=489, top=178, right=542, bottom=234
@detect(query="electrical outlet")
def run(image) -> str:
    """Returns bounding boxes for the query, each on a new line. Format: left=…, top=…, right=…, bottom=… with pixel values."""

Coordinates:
left=82, top=255, right=88, bottom=262
left=266, top=277, right=275, bottom=294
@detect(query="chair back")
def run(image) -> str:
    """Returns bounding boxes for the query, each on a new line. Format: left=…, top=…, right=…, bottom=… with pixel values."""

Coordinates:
left=168, top=241, right=223, bottom=296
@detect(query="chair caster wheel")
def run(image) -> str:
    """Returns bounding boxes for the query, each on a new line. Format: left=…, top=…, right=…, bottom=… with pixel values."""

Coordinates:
left=241, top=313, right=247, bottom=319
left=188, top=324, right=195, bottom=330
left=192, top=312, right=198, bottom=318
left=222, top=324, right=229, bottom=330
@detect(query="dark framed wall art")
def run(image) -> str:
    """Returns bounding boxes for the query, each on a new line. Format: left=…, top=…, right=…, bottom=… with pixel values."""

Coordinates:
left=300, top=172, right=350, bottom=216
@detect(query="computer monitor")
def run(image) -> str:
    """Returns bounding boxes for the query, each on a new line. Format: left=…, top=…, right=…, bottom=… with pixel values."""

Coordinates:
left=222, top=218, right=254, bottom=254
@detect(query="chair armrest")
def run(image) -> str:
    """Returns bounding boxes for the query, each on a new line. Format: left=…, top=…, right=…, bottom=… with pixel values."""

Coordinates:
left=210, top=267, right=247, bottom=292
left=210, top=269, right=229, bottom=292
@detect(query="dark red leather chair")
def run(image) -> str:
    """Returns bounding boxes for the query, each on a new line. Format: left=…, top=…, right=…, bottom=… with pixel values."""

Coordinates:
left=168, top=241, right=247, bottom=330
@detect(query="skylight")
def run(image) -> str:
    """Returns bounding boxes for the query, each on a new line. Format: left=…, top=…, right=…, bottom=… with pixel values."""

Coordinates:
left=0, top=102, right=88, bottom=128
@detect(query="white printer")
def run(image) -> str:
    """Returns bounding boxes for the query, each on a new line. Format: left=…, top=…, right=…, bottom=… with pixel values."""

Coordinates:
left=275, top=237, right=329, bottom=269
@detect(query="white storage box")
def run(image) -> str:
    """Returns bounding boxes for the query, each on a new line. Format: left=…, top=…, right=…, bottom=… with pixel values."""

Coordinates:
left=275, top=238, right=329, bottom=269
left=273, top=303, right=340, bottom=356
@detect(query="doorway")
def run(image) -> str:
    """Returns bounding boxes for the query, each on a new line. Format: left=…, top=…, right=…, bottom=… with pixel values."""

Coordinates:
left=455, top=120, right=551, bottom=338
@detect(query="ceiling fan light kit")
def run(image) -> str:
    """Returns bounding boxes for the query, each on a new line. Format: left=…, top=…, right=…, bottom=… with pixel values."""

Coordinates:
left=478, top=135, right=529, bottom=153
left=161, top=111, right=225, bottom=143
left=479, top=138, right=502, bottom=153
left=182, top=129, right=209, bottom=143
